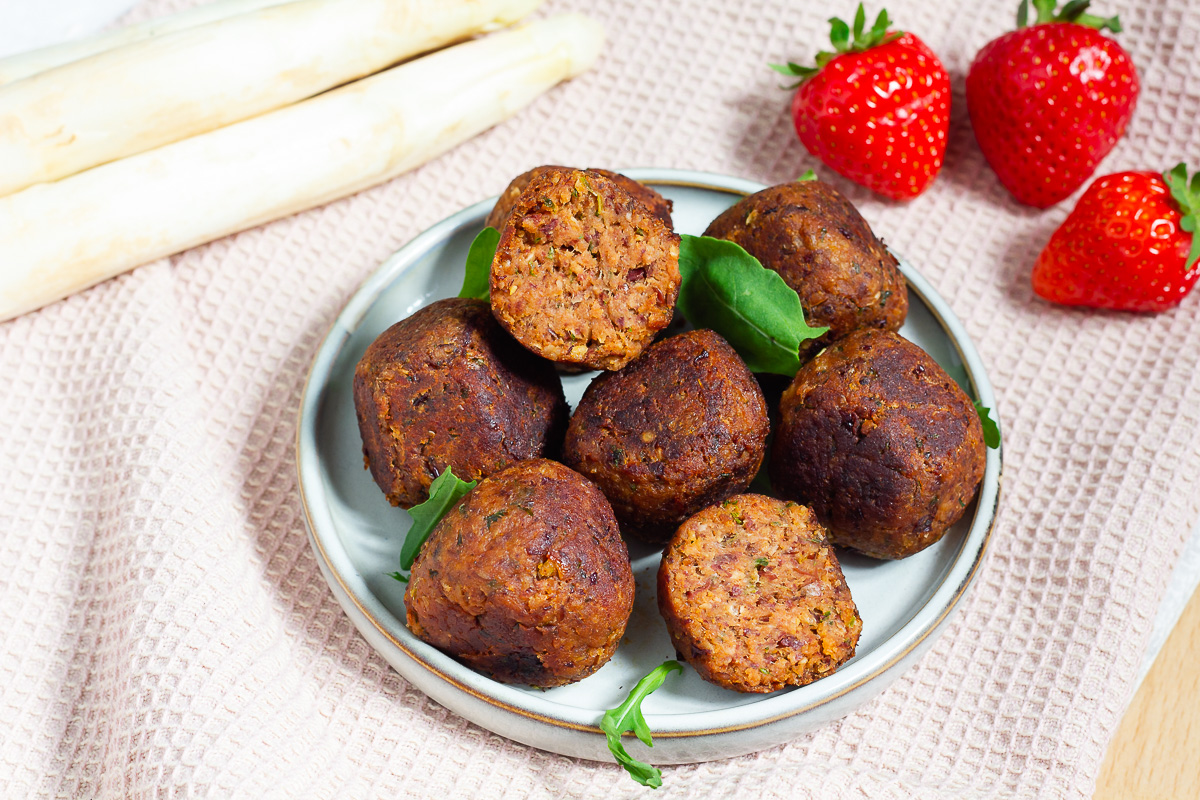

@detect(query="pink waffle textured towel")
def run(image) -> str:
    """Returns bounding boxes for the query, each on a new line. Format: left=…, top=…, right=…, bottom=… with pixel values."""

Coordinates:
left=2, top=1, right=1199, bottom=798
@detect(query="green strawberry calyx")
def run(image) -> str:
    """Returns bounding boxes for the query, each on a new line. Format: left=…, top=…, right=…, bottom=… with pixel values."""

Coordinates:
left=1164, top=163, right=1200, bottom=272
left=769, top=4, right=902, bottom=89
left=1016, top=0, right=1121, bottom=33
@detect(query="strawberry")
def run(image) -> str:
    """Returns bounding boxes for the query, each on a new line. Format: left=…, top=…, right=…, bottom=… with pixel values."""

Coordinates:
left=770, top=5, right=950, bottom=201
left=966, top=0, right=1139, bottom=208
left=1031, top=164, right=1200, bottom=312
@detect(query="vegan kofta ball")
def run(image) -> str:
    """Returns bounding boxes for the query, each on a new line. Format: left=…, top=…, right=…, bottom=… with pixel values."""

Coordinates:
left=562, top=329, right=769, bottom=545
left=769, top=329, right=986, bottom=560
left=489, top=167, right=681, bottom=371
left=404, top=459, right=635, bottom=687
left=353, top=297, right=568, bottom=509
left=484, top=165, right=674, bottom=232
left=657, top=494, right=862, bottom=693
left=703, top=180, right=908, bottom=356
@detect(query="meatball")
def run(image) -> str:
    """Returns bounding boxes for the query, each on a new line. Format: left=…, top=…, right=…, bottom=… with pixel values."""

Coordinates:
left=769, top=329, right=986, bottom=559
left=490, top=167, right=681, bottom=371
left=485, top=165, right=673, bottom=232
left=405, top=459, right=635, bottom=687
left=703, top=180, right=907, bottom=356
left=562, top=330, right=769, bottom=545
left=353, top=298, right=568, bottom=509
left=589, top=168, right=675, bottom=229
left=657, top=494, right=861, bottom=693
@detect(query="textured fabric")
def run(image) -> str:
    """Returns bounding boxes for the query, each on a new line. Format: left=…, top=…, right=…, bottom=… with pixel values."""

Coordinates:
left=3, top=0, right=1200, bottom=798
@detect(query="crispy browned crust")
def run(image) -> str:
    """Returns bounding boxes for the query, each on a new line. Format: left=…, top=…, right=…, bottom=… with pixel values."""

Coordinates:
left=563, top=330, right=768, bottom=544
left=485, top=166, right=673, bottom=232
left=489, top=167, right=681, bottom=371
left=703, top=181, right=907, bottom=357
left=657, top=494, right=861, bottom=693
left=769, top=329, right=986, bottom=559
left=404, top=459, right=635, bottom=687
left=352, top=298, right=568, bottom=509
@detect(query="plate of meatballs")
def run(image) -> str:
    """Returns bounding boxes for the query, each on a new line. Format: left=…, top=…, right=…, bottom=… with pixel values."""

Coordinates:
left=296, top=167, right=1002, bottom=765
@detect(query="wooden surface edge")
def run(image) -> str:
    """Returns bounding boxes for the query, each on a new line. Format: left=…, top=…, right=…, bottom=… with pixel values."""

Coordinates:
left=1094, top=582, right=1200, bottom=799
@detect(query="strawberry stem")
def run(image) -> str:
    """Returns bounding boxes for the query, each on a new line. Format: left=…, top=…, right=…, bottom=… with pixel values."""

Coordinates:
left=1016, top=0, right=1121, bottom=32
left=1164, top=163, right=1200, bottom=272
left=769, top=4, right=903, bottom=88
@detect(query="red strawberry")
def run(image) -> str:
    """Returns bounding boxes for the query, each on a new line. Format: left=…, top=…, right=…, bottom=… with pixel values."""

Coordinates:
left=1031, top=164, right=1200, bottom=312
left=966, top=0, right=1139, bottom=208
left=771, top=5, right=950, bottom=200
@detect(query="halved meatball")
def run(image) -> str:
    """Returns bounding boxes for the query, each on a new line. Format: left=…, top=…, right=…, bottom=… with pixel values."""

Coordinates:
left=485, top=165, right=673, bottom=232
left=490, top=167, right=681, bottom=371
left=563, top=329, right=769, bottom=545
left=657, top=494, right=861, bottom=693
left=405, top=459, right=635, bottom=687
left=703, top=180, right=907, bottom=357
left=589, top=168, right=674, bottom=229
left=353, top=298, right=567, bottom=508
left=769, top=329, right=986, bottom=559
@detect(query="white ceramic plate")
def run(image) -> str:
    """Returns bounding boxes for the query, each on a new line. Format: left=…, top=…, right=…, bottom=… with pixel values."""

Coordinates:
left=296, top=168, right=1002, bottom=765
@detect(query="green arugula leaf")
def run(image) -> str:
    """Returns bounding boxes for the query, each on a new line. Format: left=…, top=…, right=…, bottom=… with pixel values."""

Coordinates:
left=600, top=661, right=683, bottom=788
left=676, top=235, right=828, bottom=376
left=973, top=401, right=1001, bottom=450
left=797, top=169, right=817, bottom=182
left=459, top=227, right=500, bottom=301
left=397, top=467, right=478, bottom=573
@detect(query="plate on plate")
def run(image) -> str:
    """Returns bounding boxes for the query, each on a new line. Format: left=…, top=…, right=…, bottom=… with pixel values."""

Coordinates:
left=296, top=168, right=1002, bottom=764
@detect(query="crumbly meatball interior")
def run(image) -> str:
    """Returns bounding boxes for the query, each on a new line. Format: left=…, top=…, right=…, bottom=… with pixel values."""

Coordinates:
left=657, top=494, right=861, bottom=693
left=587, top=168, right=674, bottom=228
left=563, top=329, right=768, bottom=544
left=405, top=459, right=635, bottom=687
left=486, top=165, right=673, bottom=232
left=490, top=167, right=680, bottom=371
left=352, top=298, right=567, bottom=508
left=704, top=180, right=907, bottom=356
left=770, top=329, right=986, bottom=559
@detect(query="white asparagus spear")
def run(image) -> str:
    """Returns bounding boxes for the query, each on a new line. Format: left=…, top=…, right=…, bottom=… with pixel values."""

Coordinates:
left=0, top=0, right=294, bottom=86
left=0, top=14, right=605, bottom=323
left=0, top=0, right=543, bottom=197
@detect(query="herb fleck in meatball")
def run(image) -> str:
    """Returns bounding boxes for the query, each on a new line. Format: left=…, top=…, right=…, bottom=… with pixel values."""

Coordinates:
left=658, top=494, right=861, bottom=693
left=770, top=329, right=986, bottom=559
left=704, top=180, right=907, bottom=356
left=353, top=298, right=567, bottom=508
left=405, top=459, right=634, bottom=687
left=490, top=167, right=681, bottom=371
left=563, top=329, right=768, bottom=544
left=486, top=165, right=673, bottom=232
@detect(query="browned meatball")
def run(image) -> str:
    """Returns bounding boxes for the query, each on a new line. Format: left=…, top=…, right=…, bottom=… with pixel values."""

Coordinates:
left=485, top=165, right=673, bottom=232
left=770, top=329, right=986, bottom=559
left=657, top=494, right=861, bottom=693
left=562, top=329, right=769, bottom=545
left=405, top=459, right=635, bottom=687
left=353, top=298, right=567, bottom=509
left=490, top=167, right=681, bottom=371
left=704, top=180, right=907, bottom=357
